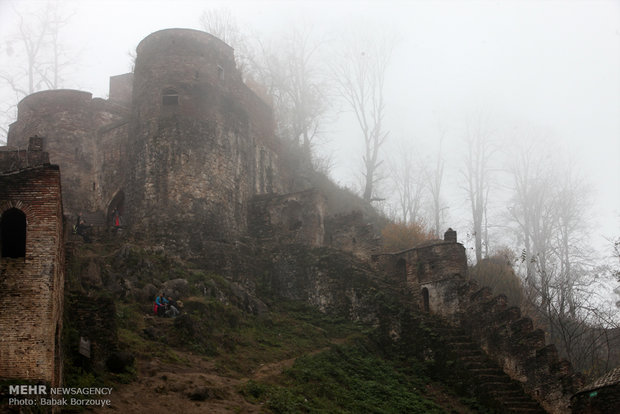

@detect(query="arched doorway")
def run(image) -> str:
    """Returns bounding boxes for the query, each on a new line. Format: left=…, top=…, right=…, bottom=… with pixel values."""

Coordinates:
left=421, top=287, right=430, bottom=313
left=107, top=190, right=125, bottom=227
left=1, top=208, right=27, bottom=258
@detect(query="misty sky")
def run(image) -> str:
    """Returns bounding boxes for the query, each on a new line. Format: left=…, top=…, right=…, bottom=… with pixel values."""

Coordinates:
left=1, top=0, right=619, bottom=261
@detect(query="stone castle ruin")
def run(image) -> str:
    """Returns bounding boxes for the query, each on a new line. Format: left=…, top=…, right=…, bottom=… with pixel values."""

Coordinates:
left=0, top=27, right=376, bottom=390
left=0, top=28, right=614, bottom=413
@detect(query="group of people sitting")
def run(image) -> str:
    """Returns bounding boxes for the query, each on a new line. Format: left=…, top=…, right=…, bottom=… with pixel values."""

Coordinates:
left=154, top=293, right=181, bottom=317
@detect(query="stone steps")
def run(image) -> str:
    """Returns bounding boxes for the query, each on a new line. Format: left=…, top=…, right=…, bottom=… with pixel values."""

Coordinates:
left=421, top=316, right=548, bottom=414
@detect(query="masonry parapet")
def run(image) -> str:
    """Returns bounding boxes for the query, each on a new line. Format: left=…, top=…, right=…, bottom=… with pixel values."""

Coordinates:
left=16, top=89, right=93, bottom=118
left=459, top=283, right=583, bottom=414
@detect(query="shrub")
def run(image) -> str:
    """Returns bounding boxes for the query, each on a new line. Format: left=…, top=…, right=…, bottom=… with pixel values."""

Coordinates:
left=381, top=221, right=435, bottom=252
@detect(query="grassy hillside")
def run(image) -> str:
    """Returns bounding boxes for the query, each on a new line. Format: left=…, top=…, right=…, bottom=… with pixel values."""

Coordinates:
left=60, top=241, right=492, bottom=413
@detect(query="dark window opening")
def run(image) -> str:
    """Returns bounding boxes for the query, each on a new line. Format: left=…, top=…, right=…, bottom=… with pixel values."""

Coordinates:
left=162, top=88, right=179, bottom=106
left=217, top=65, right=224, bottom=81
left=397, top=258, right=407, bottom=282
left=1, top=208, right=27, bottom=258
left=421, top=287, right=430, bottom=313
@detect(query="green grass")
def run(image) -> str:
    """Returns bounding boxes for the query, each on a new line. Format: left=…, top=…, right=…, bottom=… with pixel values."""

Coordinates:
left=243, top=342, right=447, bottom=414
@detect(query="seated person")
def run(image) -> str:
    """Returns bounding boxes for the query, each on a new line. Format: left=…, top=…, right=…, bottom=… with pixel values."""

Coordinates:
left=164, top=295, right=180, bottom=317
left=155, top=293, right=166, bottom=317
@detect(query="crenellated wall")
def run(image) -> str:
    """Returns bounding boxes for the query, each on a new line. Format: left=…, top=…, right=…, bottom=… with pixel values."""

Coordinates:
left=377, top=228, right=583, bottom=413
left=458, top=284, right=583, bottom=414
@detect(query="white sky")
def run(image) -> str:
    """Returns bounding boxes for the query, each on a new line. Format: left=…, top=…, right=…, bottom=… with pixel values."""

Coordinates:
left=0, top=0, right=619, bottom=260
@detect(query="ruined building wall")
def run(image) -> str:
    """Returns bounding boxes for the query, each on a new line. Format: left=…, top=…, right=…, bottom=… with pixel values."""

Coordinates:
left=127, top=29, right=286, bottom=249
left=249, top=189, right=326, bottom=247
left=325, top=211, right=382, bottom=259
left=377, top=229, right=581, bottom=413
left=8, top=90, right=99, bottom=216
left=6, top=29, right=287, bottom=251
left=0, top=150, right=64, bottom=386
left=7, top=91, right=130, bottom=219
left=376, top=229, right=467, bottom=320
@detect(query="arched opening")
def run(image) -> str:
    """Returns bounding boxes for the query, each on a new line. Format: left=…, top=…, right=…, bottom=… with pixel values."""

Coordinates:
left=283, top=200, right=303, bottom=231
left=1, top=208, right=27, bottom=258
left=107, top=190, right=125, bottom=227
left=421, top=287, right=430, bottom=313
left=396, top=258, right=407, bottom=283
left=162, top=88, right=179, bottom=106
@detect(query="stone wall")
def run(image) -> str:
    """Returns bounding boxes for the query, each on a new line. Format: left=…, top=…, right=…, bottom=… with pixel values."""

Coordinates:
left=375, top=228, right=583, bottom=413
left=7, top=90, right=130, bottom=219
left=374, top=229, right=467, bottom=320
left=458, top=285, right=582, bottom=414
left=249, top=189, right=326, bottom=247
left=264, top=245, right=381, bottom=324
left=0, top=158, right=64, bottom=386
left=325, top=211, right=382, bottom=259
left=109, top=73, right=133, bottom=105
left=126, top=29, right=286, bottom=251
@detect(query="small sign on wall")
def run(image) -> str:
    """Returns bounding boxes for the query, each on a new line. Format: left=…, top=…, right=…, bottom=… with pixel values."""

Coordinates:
left=79, top=337, right=91, bottom=358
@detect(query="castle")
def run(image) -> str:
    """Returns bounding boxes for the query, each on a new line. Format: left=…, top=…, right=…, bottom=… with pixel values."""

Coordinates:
left=7, top=29, right=298, bottom=251
left=0, top=28, right=613, bottom=413
left=0, top=28, right=376, bottom=389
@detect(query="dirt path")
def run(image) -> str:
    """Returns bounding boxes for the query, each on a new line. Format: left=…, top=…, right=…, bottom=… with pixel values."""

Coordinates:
left=89, top=341, right=345, bottom=414
left=90, top=350, right=261, bottom=414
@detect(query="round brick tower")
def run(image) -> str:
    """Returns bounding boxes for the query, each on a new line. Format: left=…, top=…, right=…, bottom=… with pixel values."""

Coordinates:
left=127, top=29, right=282, bottom=252
left=7, top=90, right=99, bottom=215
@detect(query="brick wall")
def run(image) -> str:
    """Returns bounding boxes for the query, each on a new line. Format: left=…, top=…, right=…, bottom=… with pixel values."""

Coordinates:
left=0, top=164, right=64, bottom=386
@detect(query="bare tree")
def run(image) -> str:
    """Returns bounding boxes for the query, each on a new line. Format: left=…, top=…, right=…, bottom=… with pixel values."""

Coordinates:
left=462, top=115, right=496, bottom=263
left=1, top=1, right=76, bottom=144
left=199, top=7, right=254, bottom=78
left=1, top=1, right=73, bottom=95
left=504, top=139, right=620, bottom=375
left=426, top=136, right=447, bottom=238
left=268, top=28, right=328, bottom=153
left=613, top=236, right=620, bottom=308
left=332, top=31, right=394, bottom=202
left=389, top=140, right=426, bottom=224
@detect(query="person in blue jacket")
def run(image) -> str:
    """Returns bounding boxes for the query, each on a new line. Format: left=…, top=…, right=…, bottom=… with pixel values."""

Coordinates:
left=155, top=293, right=165, bottom=317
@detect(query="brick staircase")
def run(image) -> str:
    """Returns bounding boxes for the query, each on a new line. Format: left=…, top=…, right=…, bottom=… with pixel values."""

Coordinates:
left=429, top=319, right=547, bottom=413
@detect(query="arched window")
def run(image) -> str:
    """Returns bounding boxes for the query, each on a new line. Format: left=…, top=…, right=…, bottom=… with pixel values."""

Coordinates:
left=162, top=88, right=179, bottom=106
left=1, top=208, right=27, bottom=258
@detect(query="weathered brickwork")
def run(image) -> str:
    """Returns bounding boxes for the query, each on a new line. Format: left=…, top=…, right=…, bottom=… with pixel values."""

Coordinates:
left=0, top=151, right=64, bottom=386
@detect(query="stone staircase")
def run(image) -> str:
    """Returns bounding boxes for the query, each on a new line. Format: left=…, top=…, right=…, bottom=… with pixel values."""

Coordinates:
left=429, top=319, right=547, bottom=413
